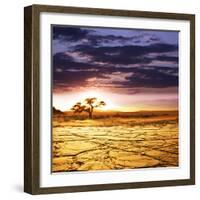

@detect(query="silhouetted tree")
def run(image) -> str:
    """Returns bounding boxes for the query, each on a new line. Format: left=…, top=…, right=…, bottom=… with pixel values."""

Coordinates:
left=71, top=97, right=106, bottom=119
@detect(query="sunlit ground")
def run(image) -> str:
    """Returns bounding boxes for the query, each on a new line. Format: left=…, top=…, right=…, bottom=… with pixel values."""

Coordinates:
left=52, top=110, right=178, bottom=172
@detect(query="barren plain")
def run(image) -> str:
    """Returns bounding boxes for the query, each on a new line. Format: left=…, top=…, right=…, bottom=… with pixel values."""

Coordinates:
left=52, top=111, right=178, bottom=172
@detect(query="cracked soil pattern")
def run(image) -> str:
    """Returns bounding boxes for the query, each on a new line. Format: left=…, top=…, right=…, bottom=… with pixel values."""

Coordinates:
left=52, top=113, right=178, bottom=172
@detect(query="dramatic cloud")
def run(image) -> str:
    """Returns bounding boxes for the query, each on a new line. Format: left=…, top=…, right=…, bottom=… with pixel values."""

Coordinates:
left=52, top=26, right=179, bottom=94
left=73, top=43, right=178, bottom=65
left=53, top=27, right=92, bottom=41
left=123, top=67, right=178, bottom=88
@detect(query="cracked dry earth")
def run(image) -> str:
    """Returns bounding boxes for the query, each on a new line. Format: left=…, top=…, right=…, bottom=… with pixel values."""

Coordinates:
left=52, top=118, right=178, bottom=172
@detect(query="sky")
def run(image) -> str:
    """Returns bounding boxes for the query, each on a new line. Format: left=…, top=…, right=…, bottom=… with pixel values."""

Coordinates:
left=52, top=25, right=179, bottom=112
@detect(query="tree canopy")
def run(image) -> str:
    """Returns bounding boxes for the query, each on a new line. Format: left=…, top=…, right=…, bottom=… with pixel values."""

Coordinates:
left=71, top=97, right=106, bottom=119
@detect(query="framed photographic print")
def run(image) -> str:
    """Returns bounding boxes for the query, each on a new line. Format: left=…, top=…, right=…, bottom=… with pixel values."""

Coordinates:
left=24, top=4, right=195, bottom=194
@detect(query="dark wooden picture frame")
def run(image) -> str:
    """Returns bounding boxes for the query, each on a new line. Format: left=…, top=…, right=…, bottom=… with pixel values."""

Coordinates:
left=24, top=4, right=195, bottom=194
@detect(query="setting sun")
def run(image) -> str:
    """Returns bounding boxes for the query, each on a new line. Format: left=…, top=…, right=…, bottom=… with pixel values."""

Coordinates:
left=81, top=90, right=118, bottom=111
left=53, top=89, right=120, bottom=112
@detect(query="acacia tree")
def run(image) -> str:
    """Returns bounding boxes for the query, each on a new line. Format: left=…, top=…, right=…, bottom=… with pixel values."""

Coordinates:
left=71, top=97, right=106, bottom=119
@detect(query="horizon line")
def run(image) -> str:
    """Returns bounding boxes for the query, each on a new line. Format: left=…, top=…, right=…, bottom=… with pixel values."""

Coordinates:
left=53, top=106, right=178, bottom=113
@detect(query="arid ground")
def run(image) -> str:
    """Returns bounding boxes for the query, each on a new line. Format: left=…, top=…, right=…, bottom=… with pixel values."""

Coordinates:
left=52, top=111, right=178, bottom=172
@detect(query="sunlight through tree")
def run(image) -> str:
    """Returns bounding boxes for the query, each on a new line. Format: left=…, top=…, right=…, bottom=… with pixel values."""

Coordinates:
left=71, top=97, right=106, bottom=119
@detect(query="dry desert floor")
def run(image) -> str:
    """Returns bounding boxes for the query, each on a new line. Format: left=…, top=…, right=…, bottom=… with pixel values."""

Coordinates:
left=52, top=111, right=178, bottom=172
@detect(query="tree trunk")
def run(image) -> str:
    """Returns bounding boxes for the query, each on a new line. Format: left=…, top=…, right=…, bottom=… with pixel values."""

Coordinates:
left=89, top=111, right=92, bottom=119
left=88, top=106, right=93, bottom=119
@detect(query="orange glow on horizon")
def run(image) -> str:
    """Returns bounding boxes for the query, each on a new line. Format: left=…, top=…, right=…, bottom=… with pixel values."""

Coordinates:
left=53, top=89, right=177, bottom=112
left=53, top=89, right=120, bottom=112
